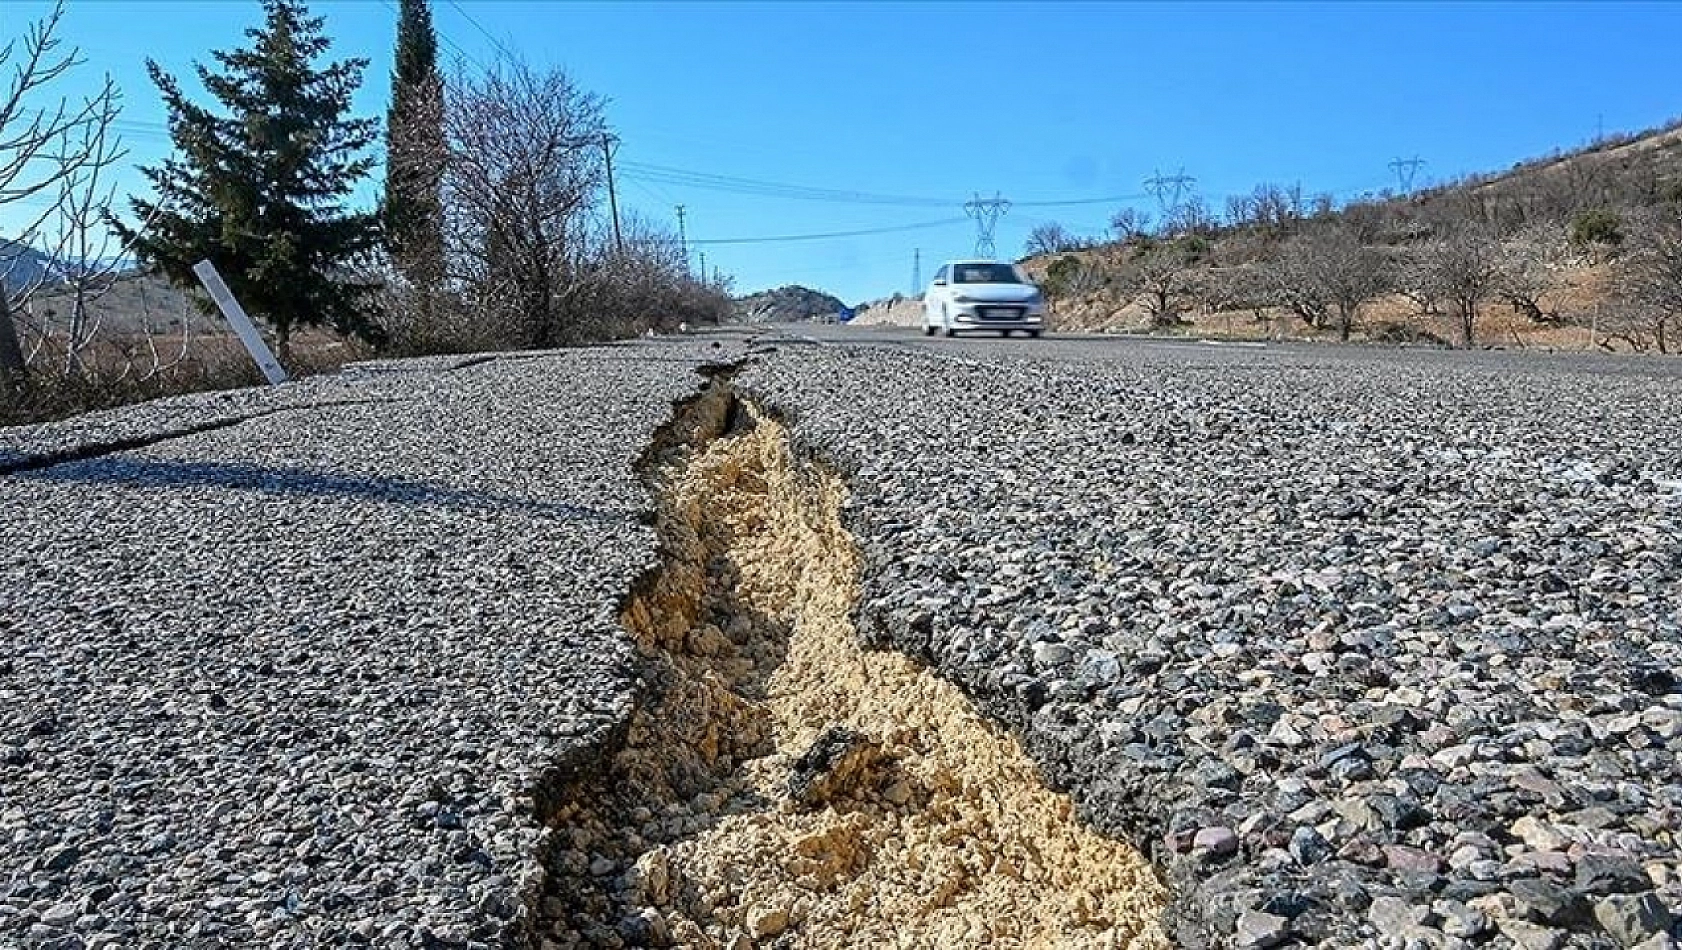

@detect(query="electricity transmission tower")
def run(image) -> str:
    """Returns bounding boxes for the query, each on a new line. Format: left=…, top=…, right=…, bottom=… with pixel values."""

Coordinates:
left=911, top=248, right=921, bottom=293
left=1389, top=156, right=1426, bottom=194
left=964, top=193, right=1010, bottom=258
left=1143, top=168, right=1196, bottom=216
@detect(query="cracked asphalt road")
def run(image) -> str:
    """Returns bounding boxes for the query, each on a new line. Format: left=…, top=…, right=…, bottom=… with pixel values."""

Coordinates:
left=4, top=326, right=1681, bottom=949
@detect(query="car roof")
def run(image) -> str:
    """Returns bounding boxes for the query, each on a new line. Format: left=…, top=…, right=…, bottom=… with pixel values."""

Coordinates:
left=943, top=259, right=1004, bottom=267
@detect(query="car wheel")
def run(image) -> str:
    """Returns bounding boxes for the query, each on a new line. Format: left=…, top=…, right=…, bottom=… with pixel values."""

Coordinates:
left=1028, top=330, right=1043, bottom=339
left=942, top=307, right=956, bottom=337
left=923, top=324, right=936, bottom=337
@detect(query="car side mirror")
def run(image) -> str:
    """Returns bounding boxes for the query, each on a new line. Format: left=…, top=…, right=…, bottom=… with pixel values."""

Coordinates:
left=932, top=278, right=946, bottom=287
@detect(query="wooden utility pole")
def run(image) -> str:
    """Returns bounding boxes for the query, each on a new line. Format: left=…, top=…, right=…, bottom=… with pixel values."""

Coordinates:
left=602, top=132, right=623, bottom=254
left=675, top=205, right=688, bottom=273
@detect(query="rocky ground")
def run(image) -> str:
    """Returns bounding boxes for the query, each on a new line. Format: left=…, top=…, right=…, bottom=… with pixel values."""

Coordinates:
left=3, top=325, right=1680, bottom=949
left=742, top=328, right=1682, bottom=948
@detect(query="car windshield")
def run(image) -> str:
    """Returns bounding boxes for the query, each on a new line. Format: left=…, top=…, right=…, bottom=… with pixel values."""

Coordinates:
left=953, top=263, right=1023, bottom=284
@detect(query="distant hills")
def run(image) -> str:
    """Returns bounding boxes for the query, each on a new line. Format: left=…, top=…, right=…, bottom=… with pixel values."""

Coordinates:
left=732, top=284, right=848, bottom=324
left=0, top=238, right=62, bottom=294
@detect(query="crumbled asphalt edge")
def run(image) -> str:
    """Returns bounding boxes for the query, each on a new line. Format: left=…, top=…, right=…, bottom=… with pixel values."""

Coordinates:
left=520, top=356, right=754, bottom=948
left=735, top=335, right=1682, bottom=949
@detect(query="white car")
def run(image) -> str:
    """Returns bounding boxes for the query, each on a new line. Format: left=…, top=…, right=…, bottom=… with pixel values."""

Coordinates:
left=922, top=260, right=1045, bottom=338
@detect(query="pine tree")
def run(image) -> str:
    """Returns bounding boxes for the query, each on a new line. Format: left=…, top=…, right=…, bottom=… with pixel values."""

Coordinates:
left=383, top=0, right=445, bottom=292
left=116, top=0, right=384, bottom=353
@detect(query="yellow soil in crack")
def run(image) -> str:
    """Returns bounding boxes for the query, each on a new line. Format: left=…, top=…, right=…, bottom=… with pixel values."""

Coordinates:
left=627, top=402, right=1170, bottom=950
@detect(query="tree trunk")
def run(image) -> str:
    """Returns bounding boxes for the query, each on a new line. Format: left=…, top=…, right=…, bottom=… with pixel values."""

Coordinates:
left=0, top=298, right=28, bottom=381
left=1338, top=303, right=1354, bottom=342
left=1460, top=301, right=1476, bottom=349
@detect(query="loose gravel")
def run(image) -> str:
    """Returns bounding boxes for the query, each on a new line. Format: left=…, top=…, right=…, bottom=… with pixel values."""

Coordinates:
left=741, top=332, right=1682, bottom=949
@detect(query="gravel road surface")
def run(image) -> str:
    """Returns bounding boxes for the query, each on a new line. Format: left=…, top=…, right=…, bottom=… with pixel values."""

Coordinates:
left=4, top=325, right=1680, bottom=949
left=0, top=339, right=748, bottom=949
left=744, top=326, right=1682, bottom=949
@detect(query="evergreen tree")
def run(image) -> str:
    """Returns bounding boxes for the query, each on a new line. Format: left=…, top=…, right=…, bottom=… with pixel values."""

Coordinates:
left=116, top=0, right=384, bottom=352
left=383, top=0, right=445, bottom=291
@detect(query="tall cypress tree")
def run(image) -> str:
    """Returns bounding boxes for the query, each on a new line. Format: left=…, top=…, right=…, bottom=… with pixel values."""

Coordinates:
left=384, top=0, right=445, bottom=292
left=116, top=0, right=384, bottom=352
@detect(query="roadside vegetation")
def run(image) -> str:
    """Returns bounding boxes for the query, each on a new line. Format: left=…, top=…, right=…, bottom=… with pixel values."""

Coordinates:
left=0, top=0, right=730, bottom=426
left=1026, top=128, right=1682, bottom=352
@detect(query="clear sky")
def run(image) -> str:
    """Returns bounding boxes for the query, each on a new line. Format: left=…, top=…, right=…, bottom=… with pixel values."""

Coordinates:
left=8, top=0, right=1682, bottom=304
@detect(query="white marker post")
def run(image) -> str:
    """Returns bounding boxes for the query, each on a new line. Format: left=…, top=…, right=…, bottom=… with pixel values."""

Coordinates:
left=192, top=259, right=289, bottom=386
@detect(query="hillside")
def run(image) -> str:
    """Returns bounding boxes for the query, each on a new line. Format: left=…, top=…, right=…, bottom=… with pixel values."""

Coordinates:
left=732, top=284, right=847, bottom=324
left=1017, top=119, right=1682, bottom=352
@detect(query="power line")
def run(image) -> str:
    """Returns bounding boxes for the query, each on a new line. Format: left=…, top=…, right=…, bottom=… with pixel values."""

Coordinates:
left=442, top=0, right=517, bottom=63
left=618, top=160, right=955, bottom=207
left=687, top=216, right=967, bottom=246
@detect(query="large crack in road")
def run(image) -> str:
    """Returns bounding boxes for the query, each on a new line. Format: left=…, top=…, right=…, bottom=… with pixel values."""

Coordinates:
left=535, top=371, right=1168, bottom=948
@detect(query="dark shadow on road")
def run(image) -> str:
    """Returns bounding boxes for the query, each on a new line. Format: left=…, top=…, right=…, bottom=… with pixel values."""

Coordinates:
left=12, top=457, right=631, bottom=522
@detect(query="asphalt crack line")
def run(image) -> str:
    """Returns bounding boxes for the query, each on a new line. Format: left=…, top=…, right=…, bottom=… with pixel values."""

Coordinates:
left=533, top=371, right=1168, bottom=949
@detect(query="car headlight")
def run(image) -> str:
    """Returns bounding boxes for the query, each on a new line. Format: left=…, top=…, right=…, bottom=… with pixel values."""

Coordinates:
left=1025, top=291, right=1043, bottom=305
left=953, top=294, right=977, bottom=303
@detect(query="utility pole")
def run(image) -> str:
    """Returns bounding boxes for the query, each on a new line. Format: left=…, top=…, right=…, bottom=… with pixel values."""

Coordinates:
left=602, top=132, right=623, bottom=253
left=963, top=193, right=1011, bottom=258
left=1388, top=156, right=1426, bottom=194
left=1143, top=168, right=1196, bottom=217
left=911, top=248, right=921, bottom=293
left=674, top=205, right=688, bottom=273
left=698, top=249, right=707, bottom=283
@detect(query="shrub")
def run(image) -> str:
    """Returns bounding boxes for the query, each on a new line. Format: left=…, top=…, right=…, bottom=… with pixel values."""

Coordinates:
left=1571, top=209, right=1624, bottom=248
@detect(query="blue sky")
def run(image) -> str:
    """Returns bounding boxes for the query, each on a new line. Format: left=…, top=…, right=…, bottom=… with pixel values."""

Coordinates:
left=8, top=0, right=1682, bottom=304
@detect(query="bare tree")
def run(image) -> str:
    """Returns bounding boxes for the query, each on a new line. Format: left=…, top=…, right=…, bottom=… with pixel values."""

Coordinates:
left=1615, top=207, right=1682, bottom=354
left=1024, top=222, right=1080, bottom=257
left=442, top=54, right=604, bottom=349
left=1163, top=196, right=1218, bottom=237
left=0, top=1, right=124, bottom=380
left=1265, top=226, right=1390, bottom=340
left=1117, top=241, right=1198, bottom=327
left=1402, top=225, right=1503, bottom=347
left=1108, top=207, right=1150, bottom=242
left=1495, top=223, right=1572, bottom=324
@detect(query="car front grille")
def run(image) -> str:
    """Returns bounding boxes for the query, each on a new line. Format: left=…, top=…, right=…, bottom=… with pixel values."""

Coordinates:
left=978, top=306, right=1024, bottom=321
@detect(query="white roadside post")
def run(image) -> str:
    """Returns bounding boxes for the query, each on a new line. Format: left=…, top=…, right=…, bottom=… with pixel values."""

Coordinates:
left=191, top=259, right=289, bottom=386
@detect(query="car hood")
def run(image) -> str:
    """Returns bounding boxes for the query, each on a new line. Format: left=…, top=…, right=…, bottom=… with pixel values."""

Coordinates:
left=950, top=283, right=1039, bottom=302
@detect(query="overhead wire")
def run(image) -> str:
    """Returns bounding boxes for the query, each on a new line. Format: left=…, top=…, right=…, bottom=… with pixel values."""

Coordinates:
left=687, top=217, right=968, bottom=246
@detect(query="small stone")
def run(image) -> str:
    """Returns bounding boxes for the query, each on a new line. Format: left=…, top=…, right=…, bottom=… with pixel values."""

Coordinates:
left=1576, top=854, right=1651, bottom=896
left=1384, top=844, right=1443, bottom=874
left=1593, top=892, right=1674, bottom=948
left=40, top=902, right=81, bottom=927
left=748, top=906, right=788, bottom=938
left=1192, top=826, right=1239, bottom=860
left=588, top=856, right=616, bottom=876
left=1434, top=899, right=1490, bottom=938
left=1498, top=919, right=1567, bottom=950
left=1369, top=894, right=1430, bottom=933
left=1234, top=909, right=1289, bottom=949
left=1511, top=815, right=1567, bottom=852
left=1289, top=826, right=1332, bottom=866
left=1032, top=642, right=1072, bottom=666
left=42, top=847, right=81, bottom=873
left=1509, top=878, right=1590, bottom=927
left=882, top=780, right=911, bottom=806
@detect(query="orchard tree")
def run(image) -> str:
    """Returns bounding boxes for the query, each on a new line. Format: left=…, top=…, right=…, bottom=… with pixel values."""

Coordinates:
left=117, top=0, right=384, bottom=354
